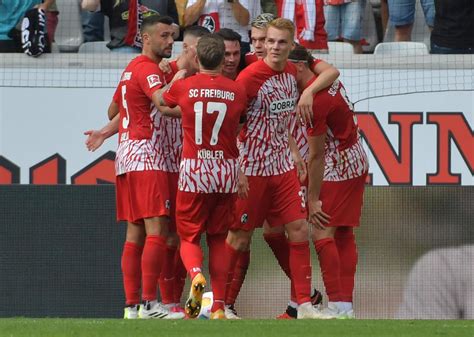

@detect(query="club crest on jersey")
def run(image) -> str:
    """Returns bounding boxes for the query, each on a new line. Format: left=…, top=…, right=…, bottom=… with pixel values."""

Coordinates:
left=147, top=74, right=162, bottom=88
left=165, top=200, right=171, bottom=209
left=241, top=213, right=248, bottom=224
left=200, top=15, right=216, bottom=32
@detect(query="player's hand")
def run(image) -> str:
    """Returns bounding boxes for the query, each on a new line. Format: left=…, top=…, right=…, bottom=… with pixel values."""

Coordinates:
left=237, top=171, right=249, bottom=199
left=297, top=89, right=314, bottom=128
left=308, top=200, right=331, bottom=230
left=84, top=130, right=105, bottom=152
left=159, top=59, right=172, bottom=74
left=171, top=69, right=187, bottom=83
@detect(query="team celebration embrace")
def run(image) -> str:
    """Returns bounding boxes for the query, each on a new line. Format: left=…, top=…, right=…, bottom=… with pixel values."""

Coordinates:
left=85, top=12, right=368, bottom=320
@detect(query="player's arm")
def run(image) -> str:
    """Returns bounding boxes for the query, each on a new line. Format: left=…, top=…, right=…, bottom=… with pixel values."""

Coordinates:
left=84, top=114, right=119, bottom=152
left=184, top=0, right=206, bottom=26
left=159, top=105, right=182, bottom=118
left=107, top=101, right=119, bottom=120
left=307, top=132, right=331, bottom=229
left=289, top=131, right=307, bottom=184
left=298, top=61, right=340, bottom=125
left=150, top=69, right=186, bottom=117
left=230, top=0, right=250, bottom=26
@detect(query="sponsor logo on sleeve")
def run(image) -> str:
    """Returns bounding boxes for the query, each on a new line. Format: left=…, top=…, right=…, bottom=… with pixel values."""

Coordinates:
left=147, top=74, right=162, bottom=88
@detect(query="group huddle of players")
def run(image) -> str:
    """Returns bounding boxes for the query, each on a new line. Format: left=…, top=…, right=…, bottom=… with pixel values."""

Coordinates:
left=85, top=12, right=369, bottom=320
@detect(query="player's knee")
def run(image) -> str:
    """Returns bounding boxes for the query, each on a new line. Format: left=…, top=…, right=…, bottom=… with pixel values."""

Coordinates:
left=166, top=232, right=180, bottom=246
left=286, top=220, right=308, bottom=242
left=311, top=226, right=337, bottom=241
left=227, top=230, right=251, bottom=251
left=144, top=216, right=169, bottom=236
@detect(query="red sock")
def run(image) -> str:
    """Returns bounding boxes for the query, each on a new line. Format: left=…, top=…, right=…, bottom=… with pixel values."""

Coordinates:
left=263, top=232, right=296, bottom=302
left=158, top=244, right=177, bottom=304
left=224, top=242, right=241, bottom=305
left=141, top=235, right=166, bottom=301
left=180, top=239, right=203, bottom=280
left=314, top=238, right=342, bottom=302
left=121, top=241, right=143, bottom=305
left=335, top=228, right=358, bottom=302
left=207, top=233, right=228, bottom=310
left=173, top=250, right=187, bottom=304
left=289, top=241, right=312, bottom=304
left=225, top=250, right=250, bottom=305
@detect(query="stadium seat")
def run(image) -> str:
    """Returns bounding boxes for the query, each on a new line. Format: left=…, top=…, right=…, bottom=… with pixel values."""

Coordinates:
left=328, top=41, right=355, bottom=54
left=383, top=0, right=431, bottom=47
left=78, top=41, right=110, bottom=53
left=373, top=41, right=429, bottom=55
left=55, top=0, right=84, bottom=52
left=361, top=0, right=379, bottom=53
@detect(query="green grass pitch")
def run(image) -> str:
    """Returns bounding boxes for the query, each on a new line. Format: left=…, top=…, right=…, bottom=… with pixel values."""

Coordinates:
left=1, top=319, right=473, bottom=337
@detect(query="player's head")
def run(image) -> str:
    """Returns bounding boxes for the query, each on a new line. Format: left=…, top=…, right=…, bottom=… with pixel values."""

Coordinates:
left=140, top=15, right=175, bottom=59
left=265, top=18, right=295, bottom=66
left=216, top=28, right=241, bottom=79
left=250, top=13, right=275, bottom=58
left=183, top=26, right=211, bottom=73
left=196, top=34, right=225, bottom=71
left=288, top=44, right=314, bottom=85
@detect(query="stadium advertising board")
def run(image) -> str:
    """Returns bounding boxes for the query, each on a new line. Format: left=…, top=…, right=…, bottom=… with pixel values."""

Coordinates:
left=0, top=69, right=472, bottom=185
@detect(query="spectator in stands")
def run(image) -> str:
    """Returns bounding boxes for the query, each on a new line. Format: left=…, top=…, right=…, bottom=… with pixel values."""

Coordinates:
left=81, top=0, right=180, bottom=52
left=397, top=245, right=474, bottom=319
left=276, top=0, right=328, bottom=53
left=430, top=0, right=473, bottom=54
left=387, top=0, right=434, bottom=41
left=261, top=0, right=277, bottom=16
left=323, top=0, right=366, bottom=54
left=184, top=0, right=259, bottom=54
left=0, top=0, right=56, bottom=53
left=81, top=10, right=105, bottom=42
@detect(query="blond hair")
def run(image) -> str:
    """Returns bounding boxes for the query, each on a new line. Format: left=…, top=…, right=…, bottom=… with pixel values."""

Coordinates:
left=267, top=18, right=295, bottom=40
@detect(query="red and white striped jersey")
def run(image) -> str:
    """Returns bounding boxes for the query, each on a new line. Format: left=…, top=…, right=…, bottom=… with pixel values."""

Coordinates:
left=113, top=55, right=169, bottom=175
left=163, top=73, right=247, bottom=193
left=307, top=78, right=369, bottom=181
left=292, top=122, right=309, bottom=162
left=159, top=60, right=183, bottom=173
left=236, top=60, right=299, bottom=177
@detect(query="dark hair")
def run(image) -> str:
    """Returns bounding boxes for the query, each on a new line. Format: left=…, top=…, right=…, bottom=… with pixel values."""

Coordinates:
left=197, top=34, right=225, bottom=70
left=288, top=44, right=314, bottom=65
left=216, top=28, right=241, bottom=45
left=184, top=25, right=211, bottom=39
left=140, top=15, right=174, bottom=35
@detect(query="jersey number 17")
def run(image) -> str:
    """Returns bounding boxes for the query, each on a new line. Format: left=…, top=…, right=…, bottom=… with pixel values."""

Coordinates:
left=194, top=101, right=227, bottom=146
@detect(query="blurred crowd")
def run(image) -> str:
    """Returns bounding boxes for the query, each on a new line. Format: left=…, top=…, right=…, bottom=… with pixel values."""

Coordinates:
left=0, top=0, right=472, bottom=55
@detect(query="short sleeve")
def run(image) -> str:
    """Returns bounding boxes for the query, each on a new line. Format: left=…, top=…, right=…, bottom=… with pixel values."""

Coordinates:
left=307, top=95, right=330, bottom=137
left=162, top=79, right=184, bottom=108
left=235, top=71, right=253, bottom=102
left=311, top=58, right=322, bottom=71
left=137, top=63, right=165, bottom=99
left=112, top=84, right=121, bottom=104
left=237, top=85, right=248, bottom=118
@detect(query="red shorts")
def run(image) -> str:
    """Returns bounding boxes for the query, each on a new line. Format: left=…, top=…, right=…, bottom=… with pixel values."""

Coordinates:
left=167, top=172, right=179, bottom=233
left=231, top=170, right=307, bottom=231
left=319, top=173, right=367, bottom=227
left=116, top=170, right=171, bottom=224
left=176, top=191, right=237, bottom=243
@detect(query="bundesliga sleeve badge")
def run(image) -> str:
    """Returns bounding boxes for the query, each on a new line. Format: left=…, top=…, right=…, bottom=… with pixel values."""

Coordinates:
left=147, top=74, right=162, bottom=89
